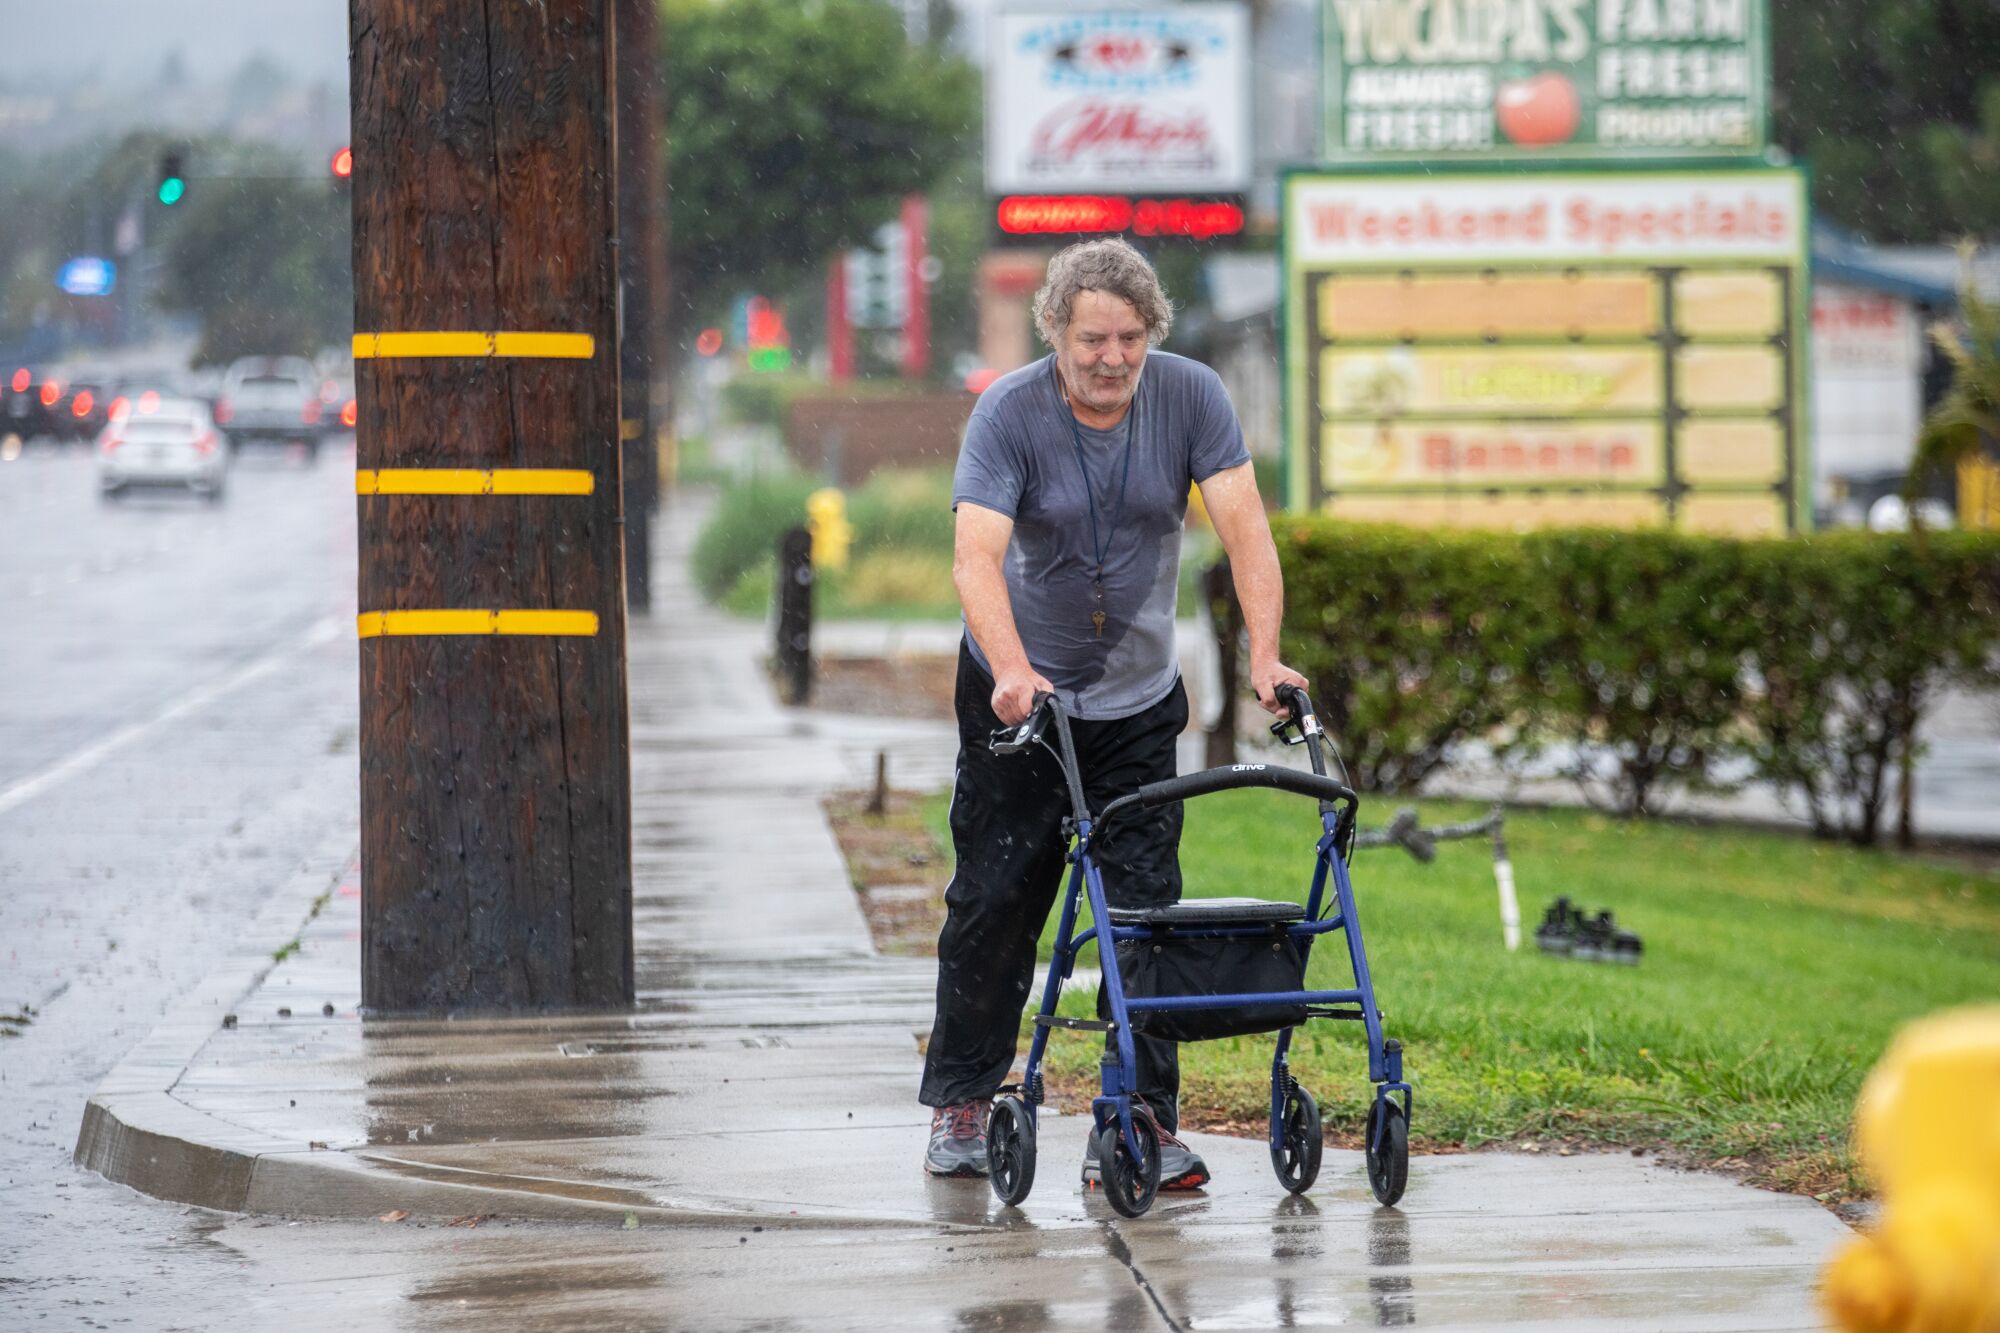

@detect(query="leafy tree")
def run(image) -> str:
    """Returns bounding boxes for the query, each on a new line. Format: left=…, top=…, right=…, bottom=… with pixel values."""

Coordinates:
left=1921, top=81, right=2000, bottom=245
left=0, top=148, right=59, bottom=347
left=660, top=0, right=978, bottom=334
left=1773, top=0, right=2000, bottom=240
left=153, top=153, right=351, bottom=367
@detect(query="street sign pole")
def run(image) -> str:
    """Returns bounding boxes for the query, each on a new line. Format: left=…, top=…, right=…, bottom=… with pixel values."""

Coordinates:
left=349, top=0, right=635, bottom=1013
left=616, top=0, right=665, bottom=613
left=901, top=194, right=930, bottom=380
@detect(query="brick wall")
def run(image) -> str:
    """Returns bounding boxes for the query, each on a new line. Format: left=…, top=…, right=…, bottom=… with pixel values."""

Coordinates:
left=785, top=392, right=975, bottom=485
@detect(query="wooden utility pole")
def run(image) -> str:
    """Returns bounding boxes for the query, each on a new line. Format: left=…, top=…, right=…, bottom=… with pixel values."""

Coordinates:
left=349, top=1, right=634, bottom=1013
left=616, top=0, right=666, bottom=611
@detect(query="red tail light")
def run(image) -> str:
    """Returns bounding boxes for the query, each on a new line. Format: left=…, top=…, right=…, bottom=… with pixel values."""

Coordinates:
left=71, top=391, right=94, bottom=418
left=193, top=432, right=217, bottom=456
left=302, top=399, right=323, bottom=425
left=10, top=368, right=29, bottom=393
left=213, top=399, right=232, bottom=425
left=137, top=391, right=160, bottom=415
left=39, top=381, right=60, bottom=407
left=340, top=399, right=357, bottom=428
left=108, top=396, right=130, bottom=422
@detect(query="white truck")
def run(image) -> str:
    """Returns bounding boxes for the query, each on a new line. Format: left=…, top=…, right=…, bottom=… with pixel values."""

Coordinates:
left=215, top=355, right=327, bottom=458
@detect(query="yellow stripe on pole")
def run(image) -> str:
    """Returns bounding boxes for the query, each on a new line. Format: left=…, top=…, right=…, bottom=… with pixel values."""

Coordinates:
left=493, top=332, right=595, bottom=358
left=357, top=610, right=599, bottom=639
left=351, top=331, right=595, bottom=360
left=355, top=469, right=595, bottom=496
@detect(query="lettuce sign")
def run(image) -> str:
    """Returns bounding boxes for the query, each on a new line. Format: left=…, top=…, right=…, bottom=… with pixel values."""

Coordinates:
left=1322, top=0, right=1768, bottom=161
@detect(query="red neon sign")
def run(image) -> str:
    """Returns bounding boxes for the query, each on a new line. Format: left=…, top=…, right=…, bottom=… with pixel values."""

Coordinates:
left=996, top=195, right=1245, bottom=240
left=1133, top=199, right=1244, bottom=239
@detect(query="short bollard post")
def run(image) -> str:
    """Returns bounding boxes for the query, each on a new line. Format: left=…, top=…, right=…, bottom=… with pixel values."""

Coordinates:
left=776, top=526, right=814, bottom=705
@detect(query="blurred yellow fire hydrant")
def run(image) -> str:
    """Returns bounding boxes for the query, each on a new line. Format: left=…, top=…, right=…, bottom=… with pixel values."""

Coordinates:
left=806, top=487, right=853, bottom=572
left=1820, top=1005, right=2000, bottom=1333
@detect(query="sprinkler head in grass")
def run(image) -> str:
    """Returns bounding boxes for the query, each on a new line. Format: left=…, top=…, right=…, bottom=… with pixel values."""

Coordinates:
left=1535, top=896, right=1579, bottom=955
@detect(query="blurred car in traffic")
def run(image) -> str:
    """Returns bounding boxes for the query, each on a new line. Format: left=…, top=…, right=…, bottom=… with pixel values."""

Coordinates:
left=56, top=374, right=117, bottom=443
left=214, top=355, right=326, bottom=458
left=320, top=375, right=357, bottom=433
left=3, top=365, right=62, bottom=446
left=98, top=396, right=228, bottom=501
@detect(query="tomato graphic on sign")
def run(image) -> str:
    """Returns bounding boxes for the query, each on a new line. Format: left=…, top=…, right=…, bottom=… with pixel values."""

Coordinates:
left=1494, top=72, right=1581, bottom=148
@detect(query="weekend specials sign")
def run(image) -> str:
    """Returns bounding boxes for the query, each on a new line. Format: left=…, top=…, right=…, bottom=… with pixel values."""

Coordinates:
left=1281, top=167, right=1810, bottom=535
left=1322, top=0, right=1769, bottom=161
left=986, top=6, right=1253, bottom=194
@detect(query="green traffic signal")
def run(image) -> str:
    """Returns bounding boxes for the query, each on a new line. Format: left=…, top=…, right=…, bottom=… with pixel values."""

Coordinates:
left=156, top=150, right=186, bottom=206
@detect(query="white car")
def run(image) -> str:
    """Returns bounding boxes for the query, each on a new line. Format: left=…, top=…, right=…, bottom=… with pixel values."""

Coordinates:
left=97, top=396, right=228, bottom=501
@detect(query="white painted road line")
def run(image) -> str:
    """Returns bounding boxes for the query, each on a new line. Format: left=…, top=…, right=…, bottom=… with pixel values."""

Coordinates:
left=0, top=615, right=344, bottom=818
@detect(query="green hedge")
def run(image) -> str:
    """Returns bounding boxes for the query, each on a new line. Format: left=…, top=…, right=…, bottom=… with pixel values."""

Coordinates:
left=1272, top=519, right=2000, bottom=841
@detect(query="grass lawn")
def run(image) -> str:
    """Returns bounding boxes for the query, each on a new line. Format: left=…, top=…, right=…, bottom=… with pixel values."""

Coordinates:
left=925, top=792, right=2000, bottom=1200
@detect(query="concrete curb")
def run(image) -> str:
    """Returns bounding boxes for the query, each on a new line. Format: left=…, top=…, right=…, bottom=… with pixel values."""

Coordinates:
left=74, top=826, right=358, bottom=1212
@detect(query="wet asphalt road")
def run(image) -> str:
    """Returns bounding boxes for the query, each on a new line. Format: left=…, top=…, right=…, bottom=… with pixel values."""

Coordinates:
left=0, top=442, right=362, bottom=1327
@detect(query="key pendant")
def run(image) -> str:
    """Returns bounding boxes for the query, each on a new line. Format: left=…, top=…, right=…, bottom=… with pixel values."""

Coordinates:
left=1092, top=610, right=1106, bottom=638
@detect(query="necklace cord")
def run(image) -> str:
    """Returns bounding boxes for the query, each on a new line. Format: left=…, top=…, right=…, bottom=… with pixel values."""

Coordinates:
left=1059, top=366, right=1138, bottom=577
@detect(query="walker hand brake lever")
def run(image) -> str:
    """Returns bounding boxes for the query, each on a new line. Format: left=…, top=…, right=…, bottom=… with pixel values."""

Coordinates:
left=990, top=691, right=1057, bottom=755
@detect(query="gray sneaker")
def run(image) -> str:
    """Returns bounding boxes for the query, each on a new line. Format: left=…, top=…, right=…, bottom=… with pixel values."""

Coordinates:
left=924, top=1099, right=992, bottom=1177
left=1081, top=1106, right=1211, bottom=1191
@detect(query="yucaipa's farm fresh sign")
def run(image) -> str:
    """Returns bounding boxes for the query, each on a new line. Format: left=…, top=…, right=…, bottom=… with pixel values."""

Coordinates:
left=1323, top=0, right=1768, bottom=160
left=987, top=6, right=1252, bottom=194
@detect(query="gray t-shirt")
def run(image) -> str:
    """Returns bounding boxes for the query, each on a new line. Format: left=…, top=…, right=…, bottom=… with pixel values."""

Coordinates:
left=952, top=351, right=1250, bottom=720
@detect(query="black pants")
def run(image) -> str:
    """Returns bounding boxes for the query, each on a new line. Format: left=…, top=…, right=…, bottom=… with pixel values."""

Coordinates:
left=919, top=642, right=1186, bottom=1131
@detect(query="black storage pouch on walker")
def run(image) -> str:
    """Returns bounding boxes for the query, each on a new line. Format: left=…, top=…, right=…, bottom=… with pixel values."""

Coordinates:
left=1115, top=930, right=1309, bottom=1041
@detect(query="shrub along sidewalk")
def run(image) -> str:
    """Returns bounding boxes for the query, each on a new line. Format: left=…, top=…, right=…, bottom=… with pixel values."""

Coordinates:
left=1272, top=521, right=2000, bottom=845
left=901, top=792, right=1999, bottom=1203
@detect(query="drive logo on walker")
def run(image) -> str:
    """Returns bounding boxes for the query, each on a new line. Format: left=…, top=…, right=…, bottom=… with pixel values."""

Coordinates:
left=1232, top=765, right=1267, bottom=773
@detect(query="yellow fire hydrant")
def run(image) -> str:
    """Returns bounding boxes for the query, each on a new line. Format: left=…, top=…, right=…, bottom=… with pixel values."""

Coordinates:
left=1820, top=1004, right=2000, bottom=1333
left=806, top=487, right=853, bottom=572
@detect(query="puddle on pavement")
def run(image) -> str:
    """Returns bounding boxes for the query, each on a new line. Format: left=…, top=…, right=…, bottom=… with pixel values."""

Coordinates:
left=408, top=1258, right=664, bottom=1308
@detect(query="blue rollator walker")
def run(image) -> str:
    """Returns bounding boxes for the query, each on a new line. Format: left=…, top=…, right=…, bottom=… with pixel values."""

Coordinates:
left=984, top=683, right=1413, bottom=1219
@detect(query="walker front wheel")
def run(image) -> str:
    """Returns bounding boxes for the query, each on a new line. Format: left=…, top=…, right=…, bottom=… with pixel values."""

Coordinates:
left=1365, top=1096, right=1409, bottom=1206
left=987, top=1096, right=1036, bottom=1206
left=1270, top=1083, right=1324, bottom=1195
left=1097, top=1115, right=1161, bottom=1219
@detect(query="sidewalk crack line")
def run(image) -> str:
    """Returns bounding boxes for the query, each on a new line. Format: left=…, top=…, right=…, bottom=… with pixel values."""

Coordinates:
left=1099, top=1221, right=1184, bottom=1332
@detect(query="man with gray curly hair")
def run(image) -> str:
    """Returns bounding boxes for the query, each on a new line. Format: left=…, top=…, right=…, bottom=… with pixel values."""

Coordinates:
left=921, top=238, right=1308, bottom=1191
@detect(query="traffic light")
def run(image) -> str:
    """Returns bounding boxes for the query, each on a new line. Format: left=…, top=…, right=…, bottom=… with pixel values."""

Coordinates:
left=330, top=146, right=352, bottom=181
left=156, top=151, right=185, bottom=206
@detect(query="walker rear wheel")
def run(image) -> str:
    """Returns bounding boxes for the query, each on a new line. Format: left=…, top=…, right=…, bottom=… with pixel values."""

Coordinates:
left=1270, top=1083, right=1323, bottom=1194
left=987, top=1096, right=1036, bottom=1206
left=1365, top=1096, right=1409, bottom=1206
left=1097, top=1115, right=1161, bottom=1219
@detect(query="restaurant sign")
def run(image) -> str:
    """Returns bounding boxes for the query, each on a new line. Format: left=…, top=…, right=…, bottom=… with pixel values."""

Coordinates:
left=987, top=6, right=1252, bottom=195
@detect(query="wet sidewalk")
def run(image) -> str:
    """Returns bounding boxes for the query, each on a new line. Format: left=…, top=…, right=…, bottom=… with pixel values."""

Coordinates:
left=75, top=493, right=1854, bottom=1329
